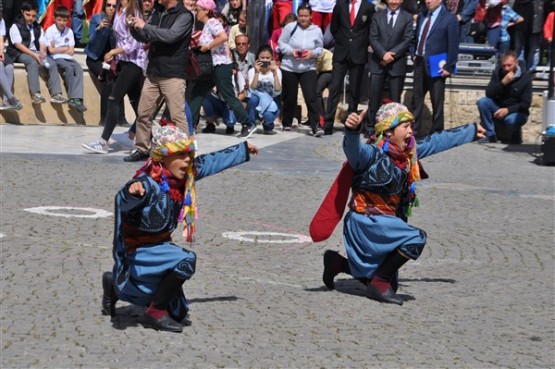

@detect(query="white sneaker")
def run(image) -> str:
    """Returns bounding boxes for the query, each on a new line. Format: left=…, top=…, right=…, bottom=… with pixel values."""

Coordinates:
left=82, top=139, right=109, bottom=154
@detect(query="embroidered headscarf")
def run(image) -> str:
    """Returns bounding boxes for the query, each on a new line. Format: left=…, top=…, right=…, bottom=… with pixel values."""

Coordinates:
left=373, top=102, right=421, bottom=217
left=134, top=120, right=198, bottom=243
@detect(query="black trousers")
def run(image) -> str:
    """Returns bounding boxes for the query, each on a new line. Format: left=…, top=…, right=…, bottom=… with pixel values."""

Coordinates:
left=281, top=69, right=323, bottom=132
left=325, top=59, right=365, bottom=130
left=101, top=61, right=144, bottom=141
left=411, top=57, right=446, bottom=136
left=367, top=72, right=405, bottom=129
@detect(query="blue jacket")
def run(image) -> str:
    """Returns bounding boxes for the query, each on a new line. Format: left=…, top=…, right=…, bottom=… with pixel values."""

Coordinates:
left=344, top=123, right=478, bottom=217
left=84, top=13, right=116, bottom=61
left=112, top=142, right=250, bottom=311
left=412, top=5, right=459, bottom=75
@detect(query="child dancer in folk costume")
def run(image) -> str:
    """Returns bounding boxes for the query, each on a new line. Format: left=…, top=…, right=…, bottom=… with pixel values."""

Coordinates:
left=102, top=120, right=259, bottom=332
left=310, top=102, right=486, bottom=305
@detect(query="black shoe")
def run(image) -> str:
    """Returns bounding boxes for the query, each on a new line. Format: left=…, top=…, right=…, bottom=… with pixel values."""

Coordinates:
left=366, top=284, right=403, bottom=305
left=123, top=150, right=149, bottom=162
left=263, top=129, right=277, bottom=135
left=202, top=123, right=216, bottom=133
left=225, top=126, right=235, bottom=135
left=101, top=272, right=118, bottom=316
left=324, top=130, right=333, bottom=136
left=140, top=311, right=184, bottom=333
left=238, top=125, right=256, bottom=138
left=478, top=135, right=497, bottom=144
left=180, top=314, right=193, bottom=327
left=300, top=120, right=311, bottom=126
left=322, top=250, right=341, bottom=290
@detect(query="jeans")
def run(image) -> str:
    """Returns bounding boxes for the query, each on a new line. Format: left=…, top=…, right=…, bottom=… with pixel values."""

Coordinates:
left=203, top=94, right=236, bottom=127
left=247, top=93, right=279, bottom=131
left=477, top=96, right=528, bottom=140
left=72, top=0, right=84, bottom=43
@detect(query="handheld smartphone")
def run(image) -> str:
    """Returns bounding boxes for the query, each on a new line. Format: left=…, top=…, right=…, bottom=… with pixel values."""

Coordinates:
left=261, top=61, right=270, bottom=68
left=294, top=50, right=302, bottom=58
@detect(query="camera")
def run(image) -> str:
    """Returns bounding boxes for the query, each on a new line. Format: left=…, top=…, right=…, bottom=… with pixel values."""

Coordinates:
left=127, top=17, right=134, bottom=26
left=261, top=61, right=270, bottom=68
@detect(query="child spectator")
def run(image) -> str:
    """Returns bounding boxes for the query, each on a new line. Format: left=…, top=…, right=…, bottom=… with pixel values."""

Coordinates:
left=247, top=45, right=282, bottom=135
left=228, top=10, right=247, bottom=50
left=45, top=5, right=87, bottom=112
left=0, top=14, right=23, bottom=111
left=6, top=1, right=66, bottom=104
left=101, top=120, right=259, bottom=332
left=269, top=12, right=296, bottom=63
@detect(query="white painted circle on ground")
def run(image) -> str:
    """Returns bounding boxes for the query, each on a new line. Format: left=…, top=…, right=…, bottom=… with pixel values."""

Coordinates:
left=23, top=206, right=113, bottom=218
left=0, top=233, right=5, bottom=238
left=222, top=231, right=311, bottom=244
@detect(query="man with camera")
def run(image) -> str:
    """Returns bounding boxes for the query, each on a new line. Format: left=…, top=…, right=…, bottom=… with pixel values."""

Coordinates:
left=123, top=0, right=194, bottom=162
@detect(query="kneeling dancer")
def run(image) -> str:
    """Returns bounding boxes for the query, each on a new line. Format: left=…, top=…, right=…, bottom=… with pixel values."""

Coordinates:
left=311, top=102, right=485, bottom=305
left=102, top=120, right=258, bottom=332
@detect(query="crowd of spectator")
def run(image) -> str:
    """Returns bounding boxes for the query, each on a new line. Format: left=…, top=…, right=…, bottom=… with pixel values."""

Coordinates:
left=0, top=0, right=549, bottom=144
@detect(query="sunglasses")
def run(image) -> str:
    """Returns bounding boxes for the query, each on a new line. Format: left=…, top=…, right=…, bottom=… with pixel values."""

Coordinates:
left=106, top=4, right=116, bottom=8
left=236, top=42, right=248, bottom=46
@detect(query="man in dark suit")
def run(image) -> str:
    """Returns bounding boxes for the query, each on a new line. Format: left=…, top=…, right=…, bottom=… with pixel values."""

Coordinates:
left=411, top=0, right=459, bottom=136
left=367, top=0, right=413, bottom=133
left=323, top=0, right=375, bottom=135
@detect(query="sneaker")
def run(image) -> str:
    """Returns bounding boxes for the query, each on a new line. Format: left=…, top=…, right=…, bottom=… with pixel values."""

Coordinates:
left=0, top=102, right=12, bottom=111
left=225, top=126, right=235, bottom=135
left=51, top=93, right=67, bottom=104
left=31, top=92, right=46, bottom=104
left=202, top=123, right=216, bottom=134
left=123, top=149, right=149, bottom=162
left=238, top=124, right=257, bottom=138
left=69, top=98, right=87, bottom=112
left=313, top=127, right=324, bottom=137
left=282, top=126, right=292, bottom=132
left=6, top=97, right=23, bottom=111
left=82, top=139, right=109, bottom=154
left=477, top=135, right=497, bottom=144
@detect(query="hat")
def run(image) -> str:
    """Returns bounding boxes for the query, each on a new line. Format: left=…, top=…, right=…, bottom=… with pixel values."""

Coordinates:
left=150, top=120, right=195, bottom=162
left=374, top=102, right=414, bottom=135
left=197, top=0, right=216, bottom=12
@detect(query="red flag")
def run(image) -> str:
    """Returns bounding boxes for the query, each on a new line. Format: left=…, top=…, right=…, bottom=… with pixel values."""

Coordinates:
left=84, top=0, right=104, bottom=21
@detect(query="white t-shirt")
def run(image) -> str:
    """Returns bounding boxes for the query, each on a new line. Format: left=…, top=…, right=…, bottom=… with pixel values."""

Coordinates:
left=44, top=24, right=75, bottom=60
left=0, top=19, right=6, bottom=36
left=9, top=23, right=47, bottom=52
left=247, top=68, right=282, bottom=97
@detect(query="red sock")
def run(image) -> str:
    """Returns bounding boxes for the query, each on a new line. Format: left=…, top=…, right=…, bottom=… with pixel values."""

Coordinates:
left=370, top=276, right=391, bottom=293
left=145, top=304, right=167, bottom=320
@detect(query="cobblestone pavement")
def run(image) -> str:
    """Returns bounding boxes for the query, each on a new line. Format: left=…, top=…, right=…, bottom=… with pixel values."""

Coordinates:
left=1, top=124, right=554, bottom=369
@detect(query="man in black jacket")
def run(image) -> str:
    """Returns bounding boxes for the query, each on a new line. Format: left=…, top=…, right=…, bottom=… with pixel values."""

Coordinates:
left=476, top=50, right=532, bottom=144
left=124, top=0, right=194, bottom=162
left=367, top=0, right=413, bottom=133
left=323, top=0, right=375, bottom=135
